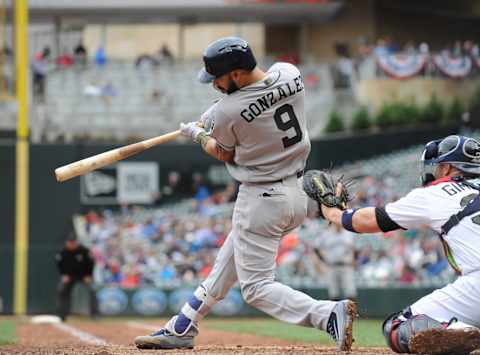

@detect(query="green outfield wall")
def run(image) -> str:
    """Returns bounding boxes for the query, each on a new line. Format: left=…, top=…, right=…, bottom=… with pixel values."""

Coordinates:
left=0, top=143, right=15, bottom=315
left=69, top=285, right=436, bottom=319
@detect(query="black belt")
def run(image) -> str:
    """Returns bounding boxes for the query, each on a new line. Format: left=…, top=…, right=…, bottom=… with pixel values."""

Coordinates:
left=272, top=170, right=304, bottom=184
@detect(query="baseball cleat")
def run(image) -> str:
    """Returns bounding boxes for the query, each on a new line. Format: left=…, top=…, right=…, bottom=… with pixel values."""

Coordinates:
left=326, top=299, right=357, bottom=351
left=409, top=327, right=480, bottom=355
left=134, top=327, right=198, bottom=349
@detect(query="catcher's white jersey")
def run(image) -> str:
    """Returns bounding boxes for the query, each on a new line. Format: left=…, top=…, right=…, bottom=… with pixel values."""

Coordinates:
left=203, top=62, right=311, bottom=183
left=385, top=177, right=480, bottom=275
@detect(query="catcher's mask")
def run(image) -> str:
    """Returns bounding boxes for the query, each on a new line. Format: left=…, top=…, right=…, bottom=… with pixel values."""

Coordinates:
left=421, top=135, right=480, bottom=185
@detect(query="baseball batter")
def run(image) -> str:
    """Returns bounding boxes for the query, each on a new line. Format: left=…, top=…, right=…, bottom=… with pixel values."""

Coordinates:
left=318, top=135, right=480, bottom=354
left=135, top=37, right=356, bottom=351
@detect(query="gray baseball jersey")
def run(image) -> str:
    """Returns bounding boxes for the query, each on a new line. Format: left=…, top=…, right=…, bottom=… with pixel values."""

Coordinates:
left=202, top=62, right=311, bottom=183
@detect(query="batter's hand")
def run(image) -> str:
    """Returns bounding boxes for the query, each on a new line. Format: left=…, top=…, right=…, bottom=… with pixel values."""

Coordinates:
left=201, top=116, right=214, bottom=134
left=199, top=114, right=215, bottom=134
left=199, top=102, right=217, bottom=134
left=180, top=121, right=206, bottom=142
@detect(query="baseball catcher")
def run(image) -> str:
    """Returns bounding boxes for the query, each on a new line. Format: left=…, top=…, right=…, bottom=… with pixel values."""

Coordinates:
left=305, top=135, right=480, bottom=355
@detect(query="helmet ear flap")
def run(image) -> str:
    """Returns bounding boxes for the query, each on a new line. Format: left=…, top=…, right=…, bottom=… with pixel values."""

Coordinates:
left=423, top=141, right=439, bottom=161
left=463, top=138, right=480, bottom=160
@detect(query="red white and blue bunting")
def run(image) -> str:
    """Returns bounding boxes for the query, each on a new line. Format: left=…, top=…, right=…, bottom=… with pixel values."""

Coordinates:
left=376, top=54, right=428, bottom=79
left=432, top=55, right=472, bottom=79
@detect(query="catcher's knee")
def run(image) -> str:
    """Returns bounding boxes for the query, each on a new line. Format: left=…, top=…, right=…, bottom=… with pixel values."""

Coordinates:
left=382, top=308, right=445, bottom=353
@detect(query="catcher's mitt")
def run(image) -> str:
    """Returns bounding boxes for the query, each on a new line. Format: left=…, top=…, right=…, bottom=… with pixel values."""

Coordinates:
left=303, top=170, right=353, bottom=216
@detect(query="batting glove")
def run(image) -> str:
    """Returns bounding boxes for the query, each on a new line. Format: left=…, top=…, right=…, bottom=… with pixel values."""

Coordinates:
left=202, top=116, right=215, bottom=134
left=180, top=122, right=205, bottom=142
left=199, top=103, right=218, bottom=134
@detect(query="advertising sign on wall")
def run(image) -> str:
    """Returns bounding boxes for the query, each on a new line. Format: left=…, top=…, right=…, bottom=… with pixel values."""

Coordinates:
left=117, top=162, right=159, bottom=204
left=132, top=288, right=168, bottom=316
left=80, top=162, right=158, bottom=205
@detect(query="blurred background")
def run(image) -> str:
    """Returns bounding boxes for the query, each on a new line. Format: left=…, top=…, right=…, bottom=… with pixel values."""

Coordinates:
left=1, top=0, right=480, bottom=319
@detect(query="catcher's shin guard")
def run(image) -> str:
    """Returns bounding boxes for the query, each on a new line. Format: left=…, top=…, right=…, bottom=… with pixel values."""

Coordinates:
left=382, top=308, right=445, bottom=353
left=168, top=284, right=217, bottom=336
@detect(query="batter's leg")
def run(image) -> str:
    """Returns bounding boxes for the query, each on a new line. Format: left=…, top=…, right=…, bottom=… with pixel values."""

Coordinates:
left=232, top=181, right=336, bottom=329
left=232, top=180, right=356, bottom=351
left=233, top=227, right=335, bottom=329
left=134, top=228, right=238, bottom=349
left=166, top=229, right=239, bottom=335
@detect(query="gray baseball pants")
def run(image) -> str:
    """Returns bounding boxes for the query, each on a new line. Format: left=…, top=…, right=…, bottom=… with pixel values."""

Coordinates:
left=202, top=175, right=336, bottom=330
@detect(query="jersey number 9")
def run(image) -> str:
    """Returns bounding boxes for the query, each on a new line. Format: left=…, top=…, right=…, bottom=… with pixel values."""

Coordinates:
left=274, top=104, right=303, bottom=148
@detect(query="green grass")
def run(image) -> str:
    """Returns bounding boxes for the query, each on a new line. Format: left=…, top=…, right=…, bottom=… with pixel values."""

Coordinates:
left=0, top=320, right=16, bottom=345
left=205, top=318, right=386, bottom=347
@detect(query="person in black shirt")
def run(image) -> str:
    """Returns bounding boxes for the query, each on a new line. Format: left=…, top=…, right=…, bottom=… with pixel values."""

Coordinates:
left=74, top=42, right=88, bottom=68
left=55, top=232, right=98, bottom=321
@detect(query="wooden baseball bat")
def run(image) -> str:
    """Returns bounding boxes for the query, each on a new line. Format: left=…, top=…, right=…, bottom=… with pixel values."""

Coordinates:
left=55, top=130, right=181, bottom=182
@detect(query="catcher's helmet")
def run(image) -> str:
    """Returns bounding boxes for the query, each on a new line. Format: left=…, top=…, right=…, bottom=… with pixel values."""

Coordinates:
left=421, top=135, right=480, bottom=184
left=198, top=37, right=257, bottom=84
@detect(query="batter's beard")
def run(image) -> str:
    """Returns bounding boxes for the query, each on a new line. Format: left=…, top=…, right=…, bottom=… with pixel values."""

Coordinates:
left=226, top=79, right=239, bottom=94
left=213, top=76, right=240, bottom=95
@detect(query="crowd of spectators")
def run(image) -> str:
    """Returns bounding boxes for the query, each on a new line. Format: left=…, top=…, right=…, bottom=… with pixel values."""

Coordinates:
left=30, top=43, right=175, bottom=103
left=354, top=37, right=480, bottom=61
left=29, top=37, right=480, bottom=103
left=74, top=172, right=453, bottom=291
left=333, top=37, right=480, bottom=84
left=76, top=202, right=233, bottom=289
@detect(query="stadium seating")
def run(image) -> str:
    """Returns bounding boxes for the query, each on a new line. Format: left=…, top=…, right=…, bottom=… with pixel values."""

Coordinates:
left=32, top=61, right=350, bottom=142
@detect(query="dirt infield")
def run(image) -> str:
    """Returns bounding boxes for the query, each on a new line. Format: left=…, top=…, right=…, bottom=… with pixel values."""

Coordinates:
left=0, top=319, right=394, bottom=355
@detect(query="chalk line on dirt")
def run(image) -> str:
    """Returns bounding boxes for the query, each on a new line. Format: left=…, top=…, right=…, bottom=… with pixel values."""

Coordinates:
left=52, top=322, right=111, bottom=346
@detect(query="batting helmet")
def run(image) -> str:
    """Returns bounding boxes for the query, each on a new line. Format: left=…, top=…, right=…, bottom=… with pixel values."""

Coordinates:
left=198, top=37, right=257, bottom=84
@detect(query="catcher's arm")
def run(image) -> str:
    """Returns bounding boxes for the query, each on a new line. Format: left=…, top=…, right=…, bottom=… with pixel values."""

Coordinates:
left=303, top=169, right=386, bottom=233
left=321, top=206, right=381, bottom=233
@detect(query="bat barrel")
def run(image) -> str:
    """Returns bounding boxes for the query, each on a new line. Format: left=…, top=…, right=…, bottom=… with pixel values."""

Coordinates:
left=55, top=159, right=100, bottom=182
left=54, top=148, right=122, bottom=182
left=55, top=165, right=81, bottom=182
left=54, top=130, right=182, bottom=182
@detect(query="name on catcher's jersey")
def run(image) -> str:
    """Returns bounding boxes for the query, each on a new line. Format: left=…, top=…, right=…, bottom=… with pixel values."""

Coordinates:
left=203, top=62, right=311, bottom=183
left=385, top=178, right=480, bottom=274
